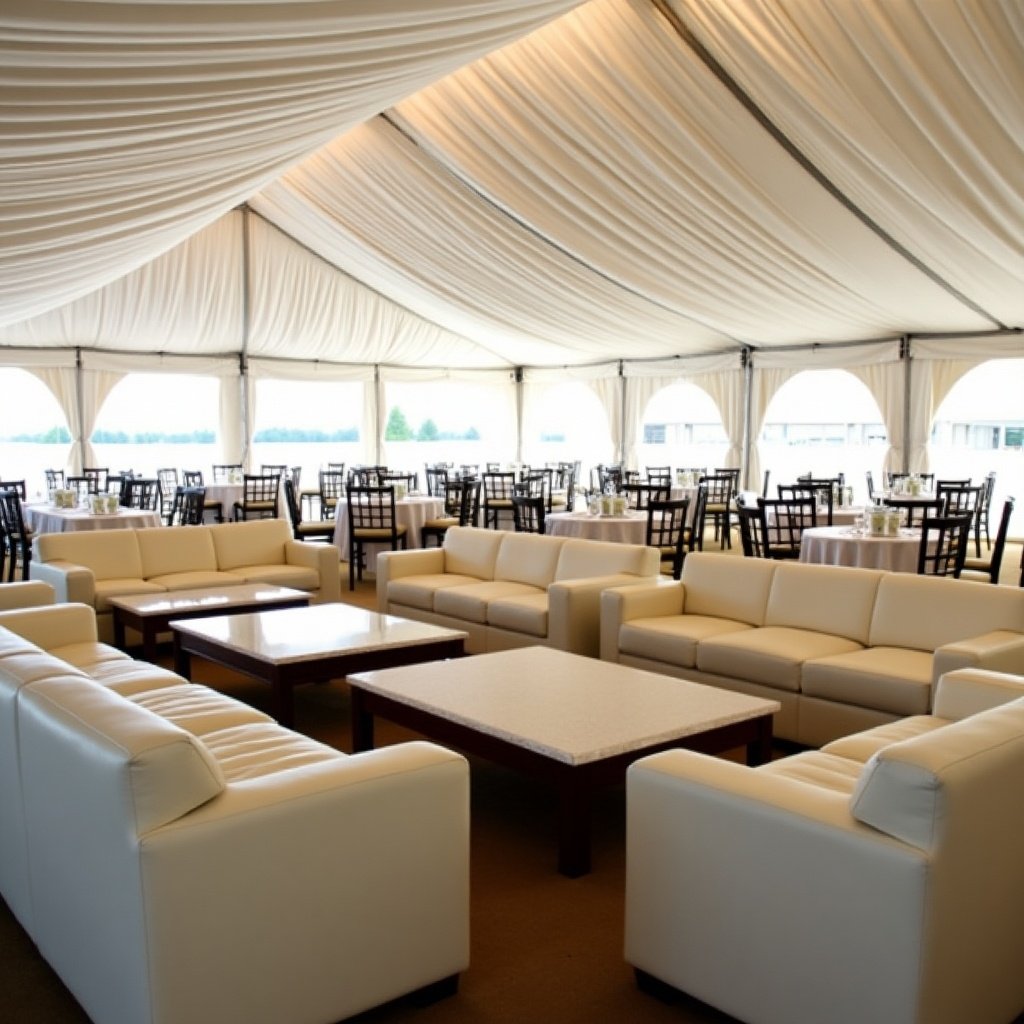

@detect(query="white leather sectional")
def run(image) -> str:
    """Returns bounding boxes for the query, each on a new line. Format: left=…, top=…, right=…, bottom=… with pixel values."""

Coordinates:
left=0, top=591, right=469, bottom=1024
left=601, top=552, right=1024, bottom=746
left=376, top=525, right=660, bottom=656
left=625, top=666, right=1024, bottom=1024
left=29, top=517, right=342, bottom=642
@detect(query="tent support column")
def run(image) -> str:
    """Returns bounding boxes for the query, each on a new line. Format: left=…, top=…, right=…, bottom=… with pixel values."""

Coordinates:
left=373, top=365, right=383, bottom=466
left=901, top=335, right=911, bottom=474
left=74, top=347, right=85, bottom=473
left=618, top=361, right=626, bottom=467
left=514, top=367, right=524, bottom=465
left=740, top=347, right=752, bottom=490
left=239, top=207, right=252, bottom=468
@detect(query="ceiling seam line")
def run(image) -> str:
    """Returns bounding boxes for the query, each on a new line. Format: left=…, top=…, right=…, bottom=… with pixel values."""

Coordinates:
left=377, top=111, right=748, bottom=347
left=650, top=0, right=1006, bottom=331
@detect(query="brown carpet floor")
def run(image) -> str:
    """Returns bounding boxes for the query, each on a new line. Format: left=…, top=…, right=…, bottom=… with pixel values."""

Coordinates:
left=2, top=539, right=1022, bottom=1023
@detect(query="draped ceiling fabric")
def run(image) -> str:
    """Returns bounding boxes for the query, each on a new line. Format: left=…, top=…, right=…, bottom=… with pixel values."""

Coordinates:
left=0, top=0, right=1021, bottom=470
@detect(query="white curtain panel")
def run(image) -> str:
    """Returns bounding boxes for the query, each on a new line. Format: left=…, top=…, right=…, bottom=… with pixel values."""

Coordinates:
left=1, top=0, right=579, bottom=325
left=678, top=0, right=1024, bottom=329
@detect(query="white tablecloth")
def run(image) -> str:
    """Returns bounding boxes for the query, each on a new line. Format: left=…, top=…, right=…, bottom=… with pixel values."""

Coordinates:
left=334, top=495, right=444, bottom=567
left=799, top=525, right=924, bottom=573
left=546, top=510, right=648, bottom=544
left=24, top=504, right=162, bottom=534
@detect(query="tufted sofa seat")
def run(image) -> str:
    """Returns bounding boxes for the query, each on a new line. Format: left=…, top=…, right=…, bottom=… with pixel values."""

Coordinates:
left=29, top=517, right=341, bottom=642
left=0, top=595, right=469, bottom=1024
left=601, top=552, right=1024, bottom=746
left=376, top=525, right=660, bottom=656
left=625, top=667, right=1024, bottom=1024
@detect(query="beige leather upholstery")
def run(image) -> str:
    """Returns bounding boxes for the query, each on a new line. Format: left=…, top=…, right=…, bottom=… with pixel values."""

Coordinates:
left=377, top=525, right=660, bottom=656
left=625, top=669, right=1024, bottom=1024
left=0, top=603, right=470, bottom=1024
left=31, top=518, right=341, bottom=642
left=602, top=552, right=1024, bottom=745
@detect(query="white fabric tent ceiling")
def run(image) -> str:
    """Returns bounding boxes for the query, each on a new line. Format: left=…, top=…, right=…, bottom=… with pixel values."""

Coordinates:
left=2, top=0, right=1022, bottom=369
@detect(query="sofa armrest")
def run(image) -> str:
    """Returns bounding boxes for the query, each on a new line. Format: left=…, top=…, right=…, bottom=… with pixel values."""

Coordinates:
left=29, top=559, right=96, bottom=606
left=0, top=580, right=54, bottom=610
left=549, top=573, right=658, bottom=657
left=375, top=548, right=447, bottom=612
left=625, top=749, right=928, bottom=1024
left=933, top=630, right=1024, bottom=682
left=933, top=667, right=1024, bottom=720
left=0, top=603, right=99, bottom=648
left=140, top=741, right=469, bottom=1023
left=284, top=539, right=342, bottom=604
left=599, top=579, right=685, bottom=662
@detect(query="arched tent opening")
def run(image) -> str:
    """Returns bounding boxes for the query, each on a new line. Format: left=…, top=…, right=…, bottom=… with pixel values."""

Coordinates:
left=0, top=367, right=72, bottom=492
left=520, top=379, right=614, bottom=477
left=758, top=369, right=888, bottom=504
left=635, top=381, right=729, bottom=477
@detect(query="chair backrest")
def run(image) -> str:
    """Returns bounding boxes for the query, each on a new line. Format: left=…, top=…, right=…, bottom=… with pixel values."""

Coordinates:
left=241, top=473, right=280, bottom=509
left=459, top=480, right=482, bottom=527
left=283, top=477, right=302, bottom=532
left=645, top=466, right=672, bottom=485
left=65, top=476, right=92, bottom=501
left=212, top=463, right=241, bottom=482
left=123, top=478, right=161, bottom=511
left=81, top=467, right=108, bottom=493
left=483, top=471, right=516, bottom=503
left=0, top=480, right=27, bottom=499
left=761, top=469, right=771, bottom=498
left=917, top=512, right=973, bottom=577
left=425, top=466, right=447, bottom=496
left=260, top=464, right=286, bottom=480
left=0, top=488, right=29, bottom=541
left=347, top=485, right=398, bottom=533
left=735, top=498, right=768, bottom=558
left=182, top=469, right=204, bottom=487
left=982, top=497, right=1015, bottom=581
left=646, top=498, right=691, bottom=578
left=701, top=472, right=736, bottom=506
left=379, top=471, right=417, bottom=492
left=170, top=486, right=205, bottom=526
left=319, top=468, right=346, bottom=501
left=44, top=469, right=64, bottom=490
left=778, top=482, right=832, bottom=526
left=938, top=483, right=984, bottom=516
left=623, top=482, right=670, bottom=512
left=760, top=496, right=817, bottom=559
left=516, top=471, right=552, bottom=512
left=511, top=493, right=546, bottom=534
left=689, top=482, right=708, bottom=550
left=865, top=470, right=876, bottom=501
left=598, top=464, right=624, bottom=493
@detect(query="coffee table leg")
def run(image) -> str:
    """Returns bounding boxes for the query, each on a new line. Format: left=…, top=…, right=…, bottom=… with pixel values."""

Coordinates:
left=349, top=688, right=375, bottom=752
left=556, top=772, right=592, bottom=878
left=142, top=623, right=160, bottom=664
left=173, top=635, right=192, bottom=680
left=113, top=613, right=126, bottom=652
left=746, top=717, right=773, bottom=767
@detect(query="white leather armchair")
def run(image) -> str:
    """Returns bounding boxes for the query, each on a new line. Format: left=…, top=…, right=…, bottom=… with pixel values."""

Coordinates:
left=624, top=669, right=1024, bottom=1024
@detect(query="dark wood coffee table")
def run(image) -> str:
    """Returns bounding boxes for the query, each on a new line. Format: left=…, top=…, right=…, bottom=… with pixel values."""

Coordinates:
left=171, top=604, right=466, bottom=726
left=348, top=647, right=778, bottom=877
left=109, top=583, right=310, bottom=662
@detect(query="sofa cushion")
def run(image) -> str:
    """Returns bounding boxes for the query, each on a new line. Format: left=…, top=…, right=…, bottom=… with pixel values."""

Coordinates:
left=0, top=650, right=91, bottom=690
left=494, top=532, right=564, bottom=588
left=759, top=750, right=864, bottom=795
left=486, top=593, right=549, bottom=637
left=209, top=519, right=290, bottom=571
left=555, top=538, right=657, bottom=581
left=387, top=574, right=485, bottom=612
left=34, top=530, right=144, bottom=581
left=850, top=698, right=1024, bottom=850
left=802, top=647, right=934, bottom=716
left=765, top=563, right=882, bottom=644
left=198, top=721, right=345, bottom=782
left=136, top=526, right=217, bottom=580
left=130, top=684, right=272, bottom=735
left=680, top=553, right=776, bottom=626
left=19, top=677, right=225, bottom=834
left=87, top=660, right=192, bottom=696
left=869, top=573, right=1024, bottom=652
left=822, top=715, right=950, bottom=763
left=696, top=627, right=863, bottom=693
left=435, top=581, right=545, bottom=625
left=220, top=564, right=319, bottom=592
left=442, top=527, right=503, bottom=581
left=93, top=579, right=167, bottom=614
left=46, top=641, right=132, bottom=670
left=145, top=570, right=247, bottom=592
left=618, top=615, right=753, bottom=669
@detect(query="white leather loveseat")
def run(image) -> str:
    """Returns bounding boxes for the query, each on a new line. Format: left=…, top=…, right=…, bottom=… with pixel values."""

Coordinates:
left=30, top=517, right=342, bottom=642
left=0, top=595, right=469, bottom=1024
left=601, top=552, right=1024, bottom=746
left=377, top=525, right=660, bottom=656
left=625, top=667, right=1024, bottom=1024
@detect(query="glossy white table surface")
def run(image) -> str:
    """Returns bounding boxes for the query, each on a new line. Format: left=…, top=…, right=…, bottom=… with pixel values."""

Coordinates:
left=800, top=525, right=924, bottom=573
left=23, top=503, right=162, bottom=533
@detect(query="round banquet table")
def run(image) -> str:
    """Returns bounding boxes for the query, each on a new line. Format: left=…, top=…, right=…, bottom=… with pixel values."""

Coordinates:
left=23, top=503, right=162, bottom=533
left=545, top=510, right=648, bottom=544
left=799, top=525, right=925, bottom=574
left=334, top=494, right=444, bottom=568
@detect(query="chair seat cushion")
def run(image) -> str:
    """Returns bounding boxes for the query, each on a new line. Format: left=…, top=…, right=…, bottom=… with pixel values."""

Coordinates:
left=759, top=750, right=864, bottom=795
left=131, top=684, right=272, bottom=735
left=434, top=581, right=545, bottom=624
left=353, top=526, right=408, bottom=539
left=198, top=721, right=344, bottom=782
left=696, top=627, right=863, bottom=692
left=801, top=646, right=934, bottom=716
left=387, top=574, right=485, bottom=612
left=423, top=516, right=459, bottom=530
left=619, top=615, right=753, bottom=669
left=822, top=715, right=949, bottom=763
left=487, top=593, right=549, bottom=637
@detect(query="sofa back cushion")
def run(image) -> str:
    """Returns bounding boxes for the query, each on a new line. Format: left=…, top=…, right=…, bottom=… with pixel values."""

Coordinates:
left=34, top=530, right=143, bottom=582
left=765, top=563, right=883, bottom=644
left=555, top=538, right=659, bottom=582
left=680, top=552, right=776, bottom=625
left=850, top=697, right=1024, bottom=851
left=136, top=525, right=217, bottom=579
left=442, top=527, right=503, bottom=581
left=495, top=532, right=564, bottom=588
left=19, top=677, right=224, bottom=835
left=209, top=518, right=290, bottom=571
left=869, top=574, right=1024, bottom=652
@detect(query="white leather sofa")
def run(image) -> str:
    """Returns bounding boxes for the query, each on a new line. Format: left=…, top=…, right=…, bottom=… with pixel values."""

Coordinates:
left=29, top=517, right=342, bottom=642
left=377, top=525, right=660, bottom=656
left=0, top=600, right=470, bottom=1024
left=625, top=667, right=1024, bottom=1024
left=601, top=552, right=1024, bottom=746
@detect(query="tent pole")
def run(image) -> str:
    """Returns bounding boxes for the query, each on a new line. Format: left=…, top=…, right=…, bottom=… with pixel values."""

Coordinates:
left=901, top=335, right=912, bottom=474
left=741, top=347, right=752, bottom=490
left=75, top=347, right=85, bottom=473
left=514, top=367, right=524, bottom=465
left=239, top=207, right=252, bottom=469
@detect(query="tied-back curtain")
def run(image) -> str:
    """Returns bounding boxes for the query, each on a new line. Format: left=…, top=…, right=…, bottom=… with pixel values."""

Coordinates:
left=1, top=0, right=580, bottom=326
